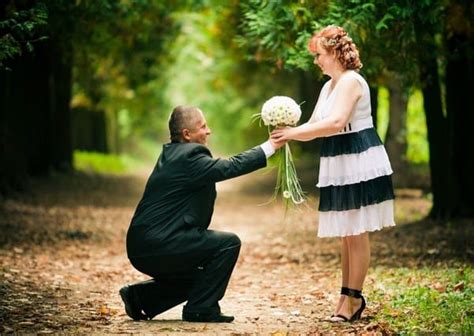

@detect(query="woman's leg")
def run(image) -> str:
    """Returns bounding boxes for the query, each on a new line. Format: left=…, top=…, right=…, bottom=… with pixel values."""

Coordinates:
left=342, top=236, right=350, bottom=286
left=334, top=237, right=350, bottom=314
left=336, top=232, right=370, bottom=318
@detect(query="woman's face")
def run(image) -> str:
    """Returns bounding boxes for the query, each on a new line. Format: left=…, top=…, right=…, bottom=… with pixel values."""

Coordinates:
left=313, top=42, right=335, bottom=76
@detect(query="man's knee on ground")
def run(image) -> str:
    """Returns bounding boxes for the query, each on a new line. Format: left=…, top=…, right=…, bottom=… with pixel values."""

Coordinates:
left=226, top=233, right=241, bottom=248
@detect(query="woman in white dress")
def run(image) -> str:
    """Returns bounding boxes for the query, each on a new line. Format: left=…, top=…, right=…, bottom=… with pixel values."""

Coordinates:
left=271, top=25, right=395, bottom=322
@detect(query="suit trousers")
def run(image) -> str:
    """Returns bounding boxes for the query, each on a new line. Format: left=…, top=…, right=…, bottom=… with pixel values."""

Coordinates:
left=128, top=230, right=241, bottom=319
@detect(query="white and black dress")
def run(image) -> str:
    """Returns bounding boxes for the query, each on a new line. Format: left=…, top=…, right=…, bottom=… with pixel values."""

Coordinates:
left=311, top=70, right=395, bottom=237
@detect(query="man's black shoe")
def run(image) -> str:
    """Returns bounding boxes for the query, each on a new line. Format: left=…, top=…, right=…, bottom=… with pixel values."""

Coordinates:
left=119, top=285, right=148, bottom=321
left=182, top=311, right=234, bottom=323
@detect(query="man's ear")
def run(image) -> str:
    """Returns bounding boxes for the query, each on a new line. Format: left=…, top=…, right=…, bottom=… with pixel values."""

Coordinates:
left=182, top=129, right=191, bottom=141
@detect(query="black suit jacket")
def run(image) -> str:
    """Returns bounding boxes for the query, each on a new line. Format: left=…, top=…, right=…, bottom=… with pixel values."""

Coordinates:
left=126, top=142, right=267, bottom=258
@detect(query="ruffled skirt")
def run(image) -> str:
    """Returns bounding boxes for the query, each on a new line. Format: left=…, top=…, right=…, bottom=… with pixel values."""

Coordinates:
left=317, top=127, right=395, bottom=237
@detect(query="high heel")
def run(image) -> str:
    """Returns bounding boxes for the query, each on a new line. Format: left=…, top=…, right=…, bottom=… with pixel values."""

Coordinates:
left=330, top=287, right=350, bottom=317
left=330, top=288, right=366, bottom=322
left=349, top=292, right=366, bottom=321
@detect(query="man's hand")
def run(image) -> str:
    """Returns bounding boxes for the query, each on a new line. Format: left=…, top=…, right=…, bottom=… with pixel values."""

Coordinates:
left=269, top=137, right=287, bottom=150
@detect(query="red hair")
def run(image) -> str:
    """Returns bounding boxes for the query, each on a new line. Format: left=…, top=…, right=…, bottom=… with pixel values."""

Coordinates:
left=308, top=25, right=363, bottom=71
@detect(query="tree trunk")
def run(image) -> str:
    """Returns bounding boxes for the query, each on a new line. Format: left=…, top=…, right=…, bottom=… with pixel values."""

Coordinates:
left=414, top=21, right=450, bottom=219
left=49, top=39, right=73, bottom=171
left=0, top=62, right=29, bottom=193
left=107, top=109, right=120, bottom=154
left=26, top=42, right=53, bottom=176
left=0, top=3, right=25, bottom=193
left=0, top=41, right=52, bottom=191
left=0, top=2, right=74, bottom=194
left=445, top=1, right=474, bottom=217
left=47, top=4, right=74, bottom=171
left=384, top=74, right=409, bottom=186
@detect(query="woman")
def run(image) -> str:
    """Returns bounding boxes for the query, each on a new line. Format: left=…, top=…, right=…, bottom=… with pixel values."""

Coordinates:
left=271, top=25, right=395, bottom=322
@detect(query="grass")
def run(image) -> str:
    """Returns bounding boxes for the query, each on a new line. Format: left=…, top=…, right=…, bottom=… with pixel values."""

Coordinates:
left=371, top=266, right=473, bottom=334
left=73, top=138, right=161, bottom=174
left=73, top=150, right=145, bottom=174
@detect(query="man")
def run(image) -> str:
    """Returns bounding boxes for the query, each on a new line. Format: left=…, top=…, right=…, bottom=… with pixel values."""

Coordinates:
left=120, top=105, right=283, bottom=323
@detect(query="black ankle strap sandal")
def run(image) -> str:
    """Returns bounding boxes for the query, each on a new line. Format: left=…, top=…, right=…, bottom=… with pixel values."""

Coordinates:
left=344, top=288, right=362, bottom=298
left=340, top=287, right=349, bottom=295
left=331, top=287, right=366, bottom=322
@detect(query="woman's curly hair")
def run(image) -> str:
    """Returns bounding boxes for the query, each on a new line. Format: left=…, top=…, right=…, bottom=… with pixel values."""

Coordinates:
left=308, top=25, right=363, bottom=71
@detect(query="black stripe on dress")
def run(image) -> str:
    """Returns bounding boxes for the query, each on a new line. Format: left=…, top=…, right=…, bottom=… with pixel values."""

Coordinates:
left=321, top=127, right=383, bottom=157
left=319, top=175, right=395, bottom=212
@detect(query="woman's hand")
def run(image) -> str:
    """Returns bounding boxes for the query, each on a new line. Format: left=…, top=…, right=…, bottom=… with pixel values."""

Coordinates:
left=271, top=127, right=294, bottom=143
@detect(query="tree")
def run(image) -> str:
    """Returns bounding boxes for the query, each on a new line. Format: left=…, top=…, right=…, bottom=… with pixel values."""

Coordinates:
left=0, top=0, right=74, bottom=194
left=444, top=0, right=473, bottom=217
left=0, top=0, right=181, bottom=193
left=234, top=0, right=474, bottom=218
left=413, top=3, right=450, bottom=218
left=0, top=2, right=48, bottom=69
left=71, top=1, right=181, bottom=153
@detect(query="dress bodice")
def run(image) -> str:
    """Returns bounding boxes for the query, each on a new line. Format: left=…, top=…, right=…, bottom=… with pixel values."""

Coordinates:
left=309, top=70, right=373, bottom=134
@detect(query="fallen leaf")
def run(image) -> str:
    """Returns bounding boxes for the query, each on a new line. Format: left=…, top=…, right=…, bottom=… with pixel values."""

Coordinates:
left=271, top=331, right=287, bottom=336
left=427, top=248, right=439, bottom=255
left=18, top=321, right=35, bottom=326
left=453, top=281, right=464, bottom=291
left=99, top=305, right=109, bottom=315
left=431, top=282, right=446, bottom=293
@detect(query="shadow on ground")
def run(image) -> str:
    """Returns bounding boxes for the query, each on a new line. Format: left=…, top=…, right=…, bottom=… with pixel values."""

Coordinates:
left=0, top=172, right=145, bottom=248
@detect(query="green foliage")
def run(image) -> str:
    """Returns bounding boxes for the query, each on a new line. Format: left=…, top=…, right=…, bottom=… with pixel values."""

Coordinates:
left=236, top=0, right=327, bottom=71
left=154, top=7, right=300, bottom=153
left=0, top=2, right=48, bottom=69
left=1, top=0, right=176, bottom=151
left=2, top=0, right=439, bottom=172
left=371, top=266, right=473, bottom=334
left=71, top=0, right=181, bottom=151
left=236, top=0, right=447, bottom=86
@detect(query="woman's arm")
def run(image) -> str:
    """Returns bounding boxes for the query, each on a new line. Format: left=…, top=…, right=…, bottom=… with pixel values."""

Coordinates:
left=272, top=77, right=362, bottom=142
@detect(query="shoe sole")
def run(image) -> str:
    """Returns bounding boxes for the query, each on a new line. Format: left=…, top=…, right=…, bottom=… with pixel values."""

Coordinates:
left=183, top=314, right=234, bottom=323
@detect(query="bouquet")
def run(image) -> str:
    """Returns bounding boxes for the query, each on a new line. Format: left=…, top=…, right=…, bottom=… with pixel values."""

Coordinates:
left=257, top=96, right=306, bottom=205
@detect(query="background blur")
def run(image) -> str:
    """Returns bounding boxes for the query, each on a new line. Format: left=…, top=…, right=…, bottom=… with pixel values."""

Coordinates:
left=1, top=0, right=472, bottom=218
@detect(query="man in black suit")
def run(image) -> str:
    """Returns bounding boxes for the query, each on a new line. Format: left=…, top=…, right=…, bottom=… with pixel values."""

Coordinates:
left=120, top=105, right=282, bottom=323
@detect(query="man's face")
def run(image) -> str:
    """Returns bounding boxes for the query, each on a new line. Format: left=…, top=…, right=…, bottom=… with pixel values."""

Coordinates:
left=185, top=111, right=211, bottom=145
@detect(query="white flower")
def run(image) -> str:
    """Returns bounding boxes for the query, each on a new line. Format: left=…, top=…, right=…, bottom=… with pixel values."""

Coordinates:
left=324, top=37, right=337, bottom=46
left=283, top=191, right=291, bottom=199
left=261, top=96, right=302, bottom=127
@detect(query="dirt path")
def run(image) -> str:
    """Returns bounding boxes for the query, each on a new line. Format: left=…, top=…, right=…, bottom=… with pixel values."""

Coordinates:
left=1, top=168, right=463, bottom=335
